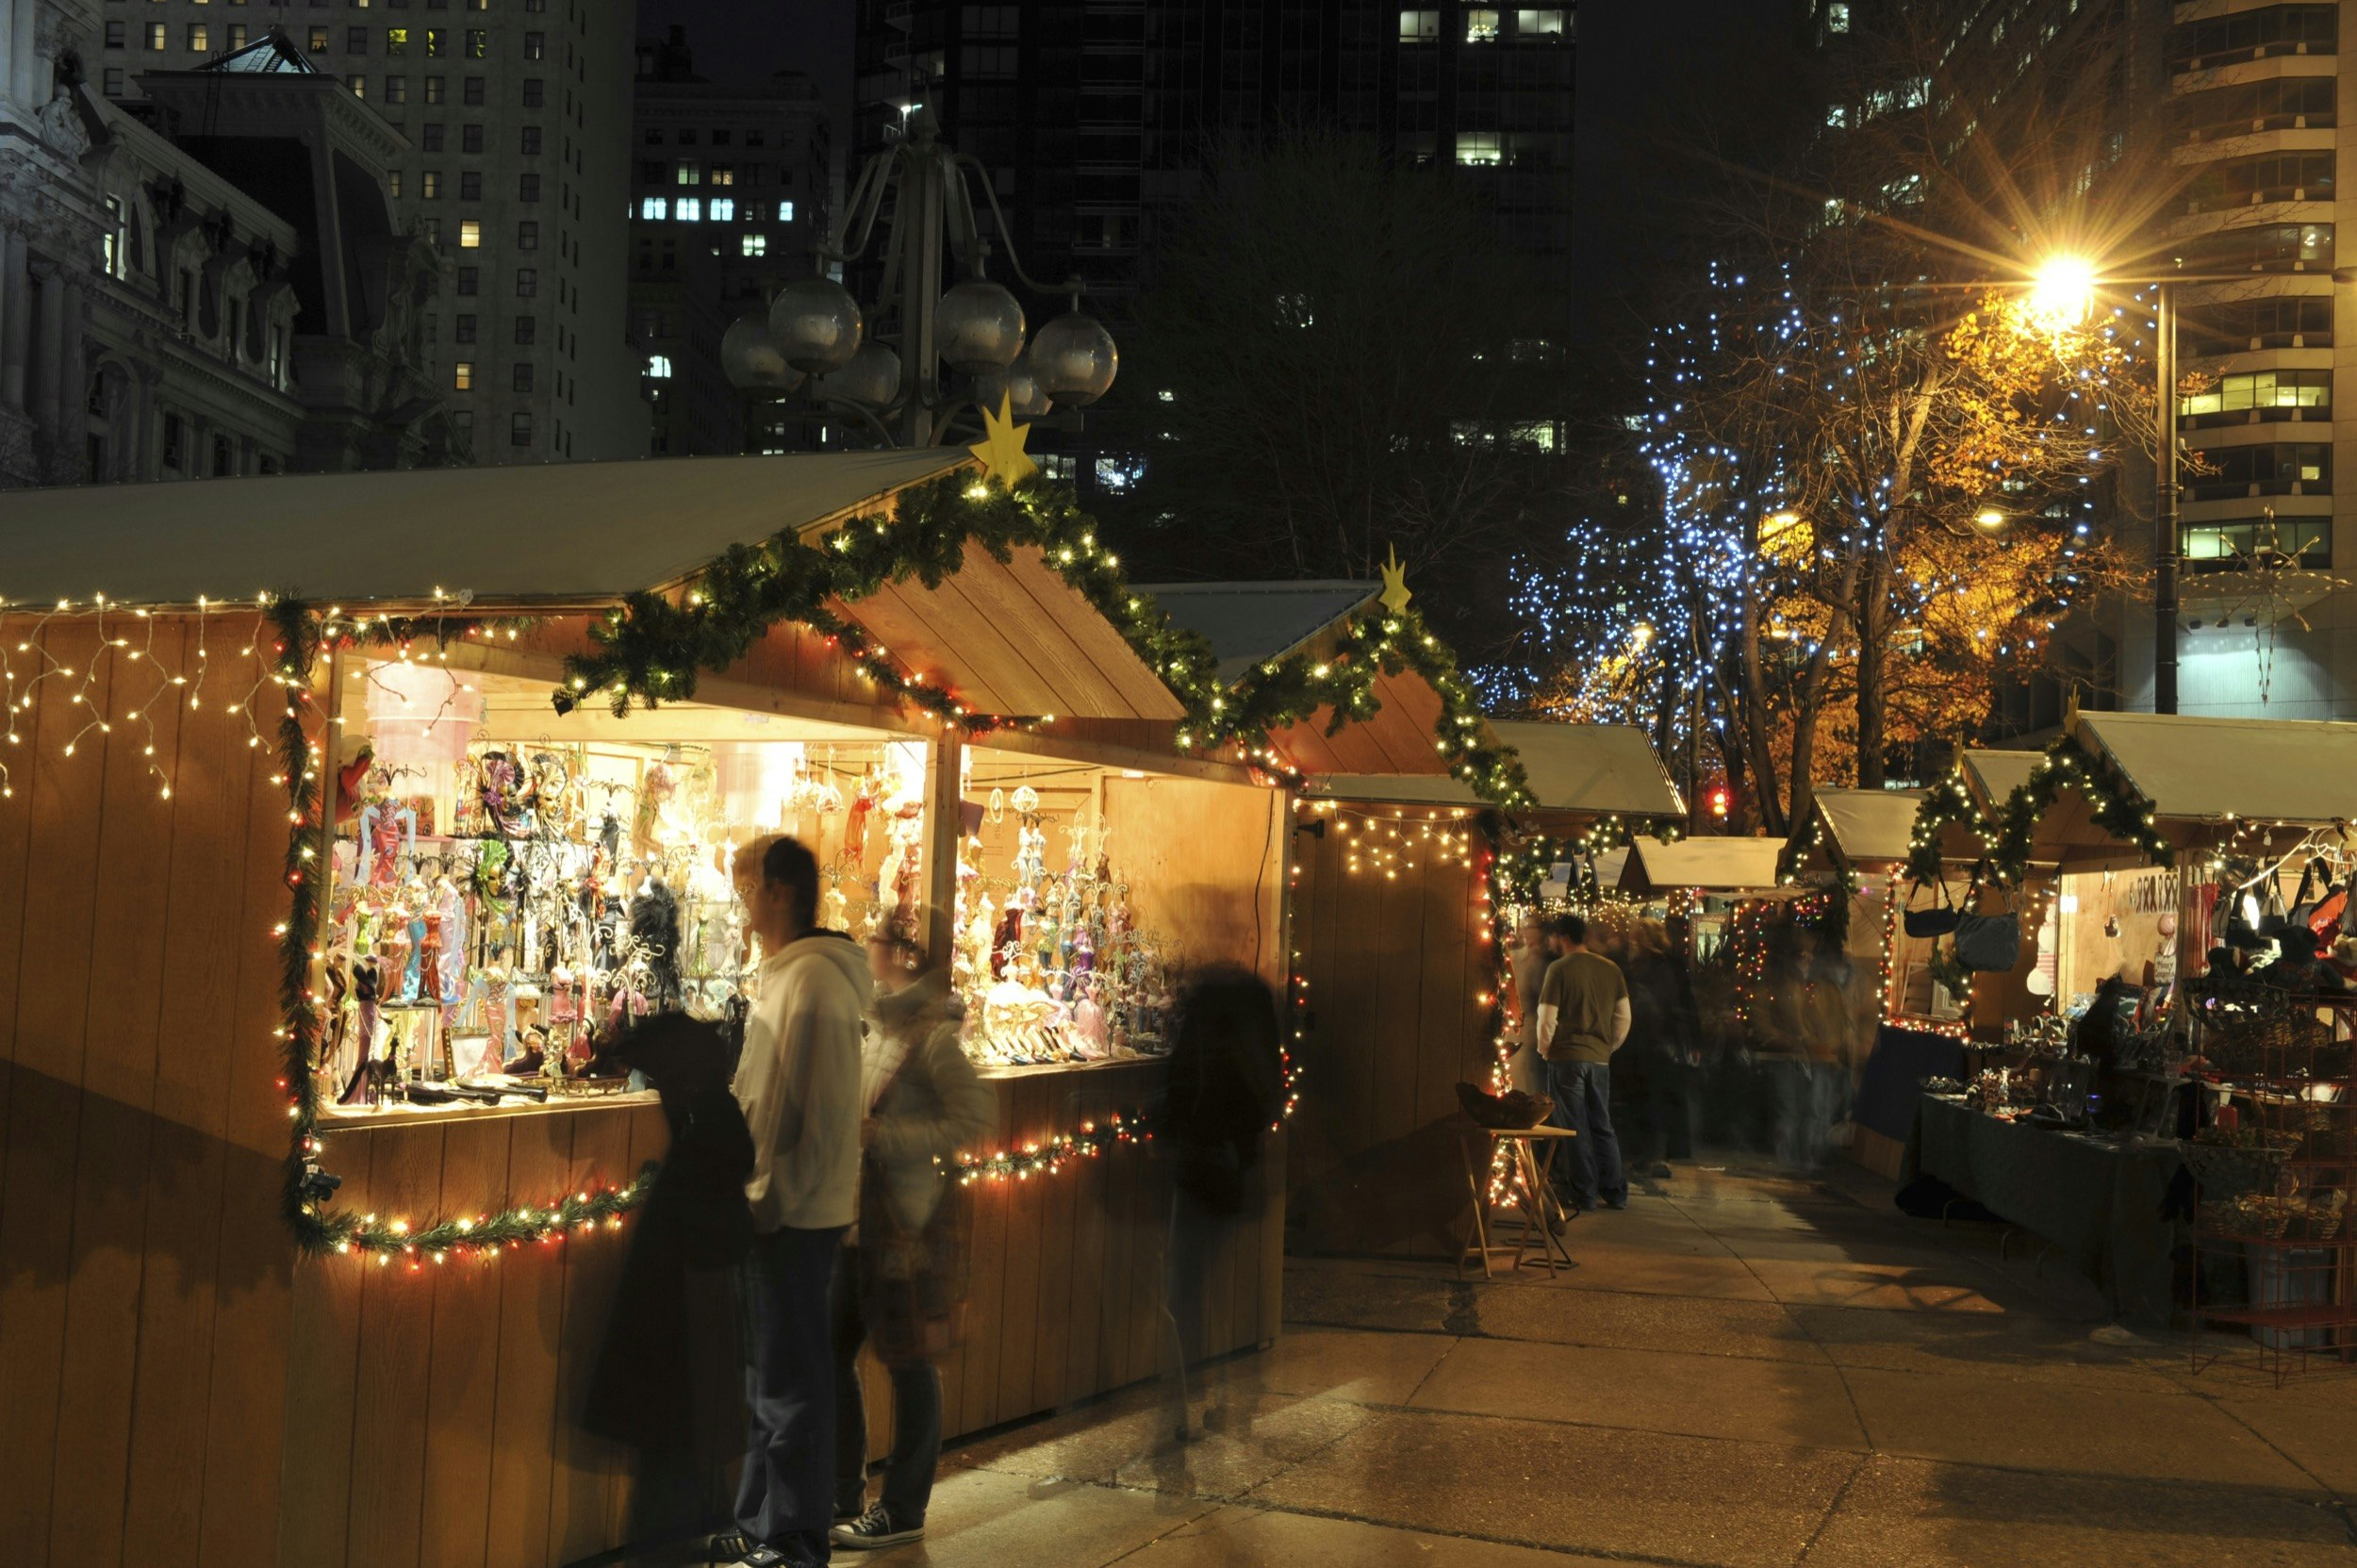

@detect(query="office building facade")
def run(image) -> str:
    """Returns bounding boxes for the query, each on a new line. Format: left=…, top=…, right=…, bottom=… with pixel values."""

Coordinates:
left=101, top=2, right=647, bottom=464
left=630, top=24, right=829, bottom=454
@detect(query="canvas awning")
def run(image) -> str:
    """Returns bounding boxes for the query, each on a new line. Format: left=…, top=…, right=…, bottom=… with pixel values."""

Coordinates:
left=1143, top=581, right=1379, bottom=685
left=1623, top=836, right=1787, bottom=894
left=2, top=450, right=1186, bottom=722
left=0, top=449, right=969, bottom=606
left=2074, top=711, right=2357, bottom=825
left=1955, top=749, right=2038, bottom=817
left=1302, top=720, right=1685, bottom=817
left=1812, top=787, right=1926, bottom=868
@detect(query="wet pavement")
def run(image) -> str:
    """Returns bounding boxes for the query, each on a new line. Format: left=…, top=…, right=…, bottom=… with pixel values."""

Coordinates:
left=776, top=1164, right=2357, bottom=1566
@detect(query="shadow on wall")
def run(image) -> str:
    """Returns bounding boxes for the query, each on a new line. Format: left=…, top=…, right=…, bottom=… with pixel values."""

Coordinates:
left=1287, top=1117, right=1475, bottom=1260
left=0, top=1056, right=289, bottom=1297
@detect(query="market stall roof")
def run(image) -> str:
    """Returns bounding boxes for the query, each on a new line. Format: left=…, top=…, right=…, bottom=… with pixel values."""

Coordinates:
left=1139, top=580, right=1379, bottom=685
left=1623, top=836, right=1788, bottom=894
left=2074, top=711, right=2357, bottom=824
left=1813, top=787, right=1926, bottom=868
left=1300, top=721, right=1685, bottom=817
left=1962, top=749, right=2041, bottom=815
left=1132, top=577, right=1458, bottom=775
left=2, top=450, right=1189, bottom=722
left=0, top=449, right=969, bottom=606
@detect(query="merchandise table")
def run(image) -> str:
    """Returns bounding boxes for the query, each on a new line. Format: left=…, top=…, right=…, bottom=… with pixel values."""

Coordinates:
left=1903, top=1093, right=2187, bottom=1326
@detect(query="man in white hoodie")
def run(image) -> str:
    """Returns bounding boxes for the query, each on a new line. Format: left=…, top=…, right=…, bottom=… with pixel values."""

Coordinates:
left=729, top=835, right=873, bottom=1568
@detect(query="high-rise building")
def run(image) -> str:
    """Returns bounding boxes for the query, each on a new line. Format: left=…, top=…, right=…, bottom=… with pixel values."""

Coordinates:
left=2143, top=0, right=2354, bottom=718
left=101, top=9, right=647, bottom=466
left=851, top=1, right=1574, bottom=487
left=857, top=1, right=1574, bottom=300
left=629, top=25, right=831, bottom=455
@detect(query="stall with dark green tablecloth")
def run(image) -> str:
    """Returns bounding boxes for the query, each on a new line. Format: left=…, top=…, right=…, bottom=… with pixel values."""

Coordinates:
left=1903, top=1094, right=2187, bottom=1325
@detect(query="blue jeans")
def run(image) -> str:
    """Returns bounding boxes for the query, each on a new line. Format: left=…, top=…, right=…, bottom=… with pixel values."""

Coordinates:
left=738, top=1224, right=849, bottom=1563
left=1546, top=1059, right=1625, bottom=1209
left=832, top=1246, right=942, bottom=1524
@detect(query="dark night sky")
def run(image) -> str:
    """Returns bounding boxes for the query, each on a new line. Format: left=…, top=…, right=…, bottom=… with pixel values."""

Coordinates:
left=634, top=0, right=854, bottom=136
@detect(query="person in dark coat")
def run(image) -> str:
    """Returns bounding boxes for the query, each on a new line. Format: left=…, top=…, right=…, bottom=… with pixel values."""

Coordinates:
left=1157, top=965, right=1284, bottom=1439
left=584, top=1012, right=755, bottom=1553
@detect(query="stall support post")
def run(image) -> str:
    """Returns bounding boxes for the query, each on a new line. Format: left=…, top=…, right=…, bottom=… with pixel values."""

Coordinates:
left=925, top=722, right=963, bottom=963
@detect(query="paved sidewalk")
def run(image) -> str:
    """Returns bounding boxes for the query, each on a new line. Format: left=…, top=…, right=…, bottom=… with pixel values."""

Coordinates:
left=794, top=1165, right=2357, bottom=1566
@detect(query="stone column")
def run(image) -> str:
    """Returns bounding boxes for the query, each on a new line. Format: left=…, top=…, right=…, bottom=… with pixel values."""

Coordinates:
left=28, top=256, right=62, bottom=453
left=56, top=271, right=83, bottom=481
left=13, top=0, right=43, bottom=112
left=0, top=230, right=28, bottom=412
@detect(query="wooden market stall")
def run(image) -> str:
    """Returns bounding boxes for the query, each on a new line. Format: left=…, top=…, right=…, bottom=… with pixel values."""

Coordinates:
left=1154, top=579, right=1687, bottom=1263
left=1787, top=789, right=1928, bottom=1081
left=0, top=452, right=1285, bottom=1568
left=1892, top=711, right=2357, bottom=1350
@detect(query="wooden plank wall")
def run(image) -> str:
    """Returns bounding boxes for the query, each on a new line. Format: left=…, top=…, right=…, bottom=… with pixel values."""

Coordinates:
left=1, top=608, right=1286, bottom=1568
left=1107, top=774, right=1288, bottom=982
left=0, top=609, right=300, bottom=1568
left=863, top=1061, right=1283, bottom=1462
left=277, top=1100, right=669, bottom=1568
left=1285, top=800, right=1496, bottom=1257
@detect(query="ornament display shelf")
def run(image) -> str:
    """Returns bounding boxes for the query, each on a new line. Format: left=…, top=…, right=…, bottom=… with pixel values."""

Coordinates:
left=2184, top=982, right=2357, bottom=1383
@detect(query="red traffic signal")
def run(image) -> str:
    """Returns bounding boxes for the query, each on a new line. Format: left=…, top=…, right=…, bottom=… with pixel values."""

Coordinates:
left=1706, top=786, right=1731, bottom=818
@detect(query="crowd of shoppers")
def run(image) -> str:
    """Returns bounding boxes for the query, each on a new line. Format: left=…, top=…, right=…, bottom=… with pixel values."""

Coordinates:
left=585, top=831, right=1278, bottom=1567
left=1508, top=903, right=1862, bottom=1197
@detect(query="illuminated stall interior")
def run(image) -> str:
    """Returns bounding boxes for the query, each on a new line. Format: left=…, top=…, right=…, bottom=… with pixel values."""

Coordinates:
left=320, top=655, right=932, bottom=1111
left=951, top=741, right=1284, bottom=1069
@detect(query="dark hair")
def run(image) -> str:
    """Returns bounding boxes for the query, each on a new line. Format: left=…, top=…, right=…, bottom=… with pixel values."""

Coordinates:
left=1547, top=913, right=1587, bottom=946
left=760, top=835, right=821, bottom=933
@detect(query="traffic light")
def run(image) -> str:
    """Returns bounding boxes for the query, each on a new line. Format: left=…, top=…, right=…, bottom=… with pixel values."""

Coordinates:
left=1706, top=785, right=1731, bottom=819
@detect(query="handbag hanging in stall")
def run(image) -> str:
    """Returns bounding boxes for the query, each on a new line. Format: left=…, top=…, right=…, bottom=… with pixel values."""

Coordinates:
left=1952, top=867, right=2021, bottom=973
left=1904, top=876, right=1960, bottom=938
left=2284, top=858, right=2329, bottom=931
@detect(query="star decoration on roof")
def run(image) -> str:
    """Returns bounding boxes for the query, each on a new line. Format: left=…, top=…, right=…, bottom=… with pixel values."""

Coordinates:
left=1378, top=545, right=1412, bottom=615
left=967, top=392, right=1038, bottom=489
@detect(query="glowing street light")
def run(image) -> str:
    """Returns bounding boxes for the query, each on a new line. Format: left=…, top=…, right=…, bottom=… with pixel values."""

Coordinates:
left=2025, top=254, right=2096, bottom=330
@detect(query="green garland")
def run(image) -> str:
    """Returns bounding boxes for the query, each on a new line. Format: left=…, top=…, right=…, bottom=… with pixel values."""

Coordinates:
left=272, top=477, right=1532, bottom=1258
left=1902, top=737, right=2173, bottom=888
left=950, top=1110, right=1153, bottom=1185
left=1985, top=734, right=2173, bottom=883
left=1904, top=767, right=1995, bottom=885
left=552, top=474, right=1534, bottom=805
left=1492, top=812, right=1684, bottom=904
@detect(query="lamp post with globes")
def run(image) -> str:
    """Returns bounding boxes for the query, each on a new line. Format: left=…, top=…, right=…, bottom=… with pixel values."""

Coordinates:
left=721, top=105, right=1118, bottom=451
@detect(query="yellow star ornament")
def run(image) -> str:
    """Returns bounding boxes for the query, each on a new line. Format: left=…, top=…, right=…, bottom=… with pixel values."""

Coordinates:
left=1378, top=545, right=1412, bottom=615
left=968, top=391, right=1039, bottom=489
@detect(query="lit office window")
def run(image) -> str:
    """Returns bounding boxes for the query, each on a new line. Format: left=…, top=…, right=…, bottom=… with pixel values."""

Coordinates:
left=459, top=219, right=481, bottom=247
left=676, top=197, right=701, bottom=222
left=640, top=196, right=668, bottom=221
left=453, top=360, right=473, bottom=390
left=742, top=233, right=767, bottom=256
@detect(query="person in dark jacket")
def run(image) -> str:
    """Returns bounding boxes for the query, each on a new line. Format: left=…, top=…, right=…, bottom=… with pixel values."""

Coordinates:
left=584, top=1012, right=755, bottom=1554
left=1158, top=966, right=1284, bottom=1439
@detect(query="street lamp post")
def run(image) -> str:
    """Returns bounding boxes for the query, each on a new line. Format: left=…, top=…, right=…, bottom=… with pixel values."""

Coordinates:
left=2032, top=255, right=2212, bottom=715
left=722, top=106, right=1118, bottom=448
left=2154, top=277, right=2180, bottom=715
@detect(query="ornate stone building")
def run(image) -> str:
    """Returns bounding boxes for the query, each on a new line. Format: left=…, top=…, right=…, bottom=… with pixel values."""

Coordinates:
left=0, top=17, right=459, bottom=489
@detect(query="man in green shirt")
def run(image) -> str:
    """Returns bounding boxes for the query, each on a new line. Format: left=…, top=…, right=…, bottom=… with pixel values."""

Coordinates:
left=1536, top=914, right=1631, bottom=1213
